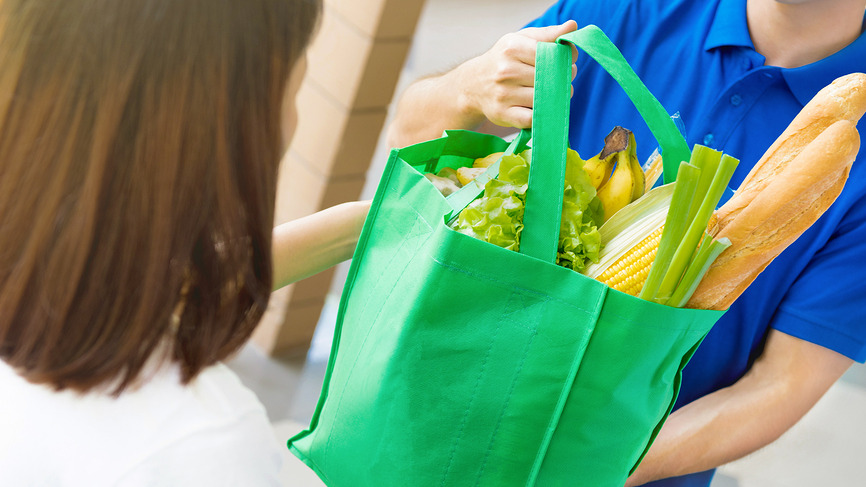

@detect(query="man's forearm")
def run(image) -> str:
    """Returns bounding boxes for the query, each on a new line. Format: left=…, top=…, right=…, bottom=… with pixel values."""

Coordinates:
left=387, top=63, right=486, bottom=149
left=626, top=331, right=853, bottom=486
left=627, top=376, right=787, bottom=484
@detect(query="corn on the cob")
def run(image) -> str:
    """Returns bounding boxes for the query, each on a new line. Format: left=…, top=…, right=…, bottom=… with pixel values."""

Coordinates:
left=595, top=213, right=721, bottom=296
left=589, top=142, right=737, bottom=308
left=596, top=225, right=663, bottom=295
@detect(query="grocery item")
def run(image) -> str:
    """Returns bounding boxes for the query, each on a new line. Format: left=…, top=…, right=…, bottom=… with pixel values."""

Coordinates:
left=456, top=167, right=486, bottom=186
left=473, top=151, right=505, bottom=169
left=451, top=147, right=604, bottom=272
left=714, top=73, right=866, bottom=228
left=593, top=224, right=663, bottom=296
left=585, top=146, right=738, bottom=307
left=593, top=127, right=646, bottom=222
left=689, top=119, right=860, bottom=309
left=424, top=173, right=461, bottom=196
left=588, top=72, right=865, bottom=310
left=686, top=73, right=866, bottom=309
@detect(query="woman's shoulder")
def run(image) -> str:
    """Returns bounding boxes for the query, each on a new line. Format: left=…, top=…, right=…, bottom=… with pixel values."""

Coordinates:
left=0, top=360, right=281, bottom=486
left=0, top=358, right=267, bottom=426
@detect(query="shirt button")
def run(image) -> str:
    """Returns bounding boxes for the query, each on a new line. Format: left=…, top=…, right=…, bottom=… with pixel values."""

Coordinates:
left=703, top=133, right=715, bottom=146
left=763, top=71, right=774, bottom=79
left=730, top=94, right=743, bottom=106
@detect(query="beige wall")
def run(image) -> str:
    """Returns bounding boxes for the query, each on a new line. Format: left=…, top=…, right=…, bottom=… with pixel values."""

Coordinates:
left=252, top=0, right=428, bottom=356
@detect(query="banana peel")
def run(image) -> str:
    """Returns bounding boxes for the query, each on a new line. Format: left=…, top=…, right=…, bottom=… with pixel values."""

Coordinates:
left=582, top=153, right=615, bottom=190
left=594, top=127, right=645, bottom=222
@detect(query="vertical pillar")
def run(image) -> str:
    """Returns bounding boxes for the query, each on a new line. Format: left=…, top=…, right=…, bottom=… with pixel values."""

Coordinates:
left=252, top=0, right=428, bottom=356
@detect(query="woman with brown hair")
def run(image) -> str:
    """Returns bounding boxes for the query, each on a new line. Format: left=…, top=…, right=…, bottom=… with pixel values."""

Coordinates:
left=0, top=0, right=368, bottom=484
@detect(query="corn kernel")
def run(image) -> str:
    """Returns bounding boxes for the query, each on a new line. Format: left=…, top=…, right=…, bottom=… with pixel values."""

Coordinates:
left=597, top=225, right=664, bottom=296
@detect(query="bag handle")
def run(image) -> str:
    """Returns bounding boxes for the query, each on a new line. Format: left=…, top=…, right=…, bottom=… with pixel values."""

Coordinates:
left=562, top=26, right=691, bottom=182
left=519, top=25, right=690, bottom=263
left=443, top=128, right=531, bottom=222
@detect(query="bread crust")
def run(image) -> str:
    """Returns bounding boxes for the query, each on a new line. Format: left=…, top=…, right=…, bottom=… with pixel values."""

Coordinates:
left=713, top=72, right=866, bottom=235
left=688, top=120, right=860, bottom=310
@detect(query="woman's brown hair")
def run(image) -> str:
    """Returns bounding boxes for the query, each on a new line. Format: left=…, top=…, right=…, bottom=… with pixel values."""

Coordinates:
left=0, top=0, right=320, bottom=394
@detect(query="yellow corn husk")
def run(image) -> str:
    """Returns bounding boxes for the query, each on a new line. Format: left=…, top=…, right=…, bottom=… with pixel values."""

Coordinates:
left=596, top=225, right=664, bottom=296
left=592, top=209, right=719, bottom=297
left=583, top=183, right=672, bottom=279
left=586, top=147, right=736, bottom=304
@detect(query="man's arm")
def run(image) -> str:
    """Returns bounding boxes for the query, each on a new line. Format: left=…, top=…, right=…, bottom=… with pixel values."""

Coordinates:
left=626, top=330, right=853, bottom=486
left=271, top=200, right=371, bottom=291
left=386, top=21, right=578, bottom=148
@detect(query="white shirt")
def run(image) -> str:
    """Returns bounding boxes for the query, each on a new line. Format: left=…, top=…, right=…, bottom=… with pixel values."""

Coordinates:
left=0, top=359, right=283, bottom=486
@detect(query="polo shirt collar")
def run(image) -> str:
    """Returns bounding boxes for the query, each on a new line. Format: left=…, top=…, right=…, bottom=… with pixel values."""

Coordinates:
left=705, top=0, right=866, bottom=106
left=783, top=28, right=866, bottom=106
left=704, top=0, right=752, bottom=51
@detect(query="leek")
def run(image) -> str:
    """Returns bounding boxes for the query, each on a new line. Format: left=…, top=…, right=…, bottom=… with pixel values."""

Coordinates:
left=686, top=146, right=722, bottom=225
left=638, top=161, right=700, bottom=301
left=667, top=236, right=732, bottom=308
left=654, top=153, right=739, bottom=303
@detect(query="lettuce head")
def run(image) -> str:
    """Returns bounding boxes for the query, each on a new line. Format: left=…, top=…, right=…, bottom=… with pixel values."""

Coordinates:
left=452, top=148, right=602, bottom=272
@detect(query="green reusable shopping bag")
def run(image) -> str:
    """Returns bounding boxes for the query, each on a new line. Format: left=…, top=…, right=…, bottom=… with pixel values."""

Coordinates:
left=289, top=26, right=725, bottom=486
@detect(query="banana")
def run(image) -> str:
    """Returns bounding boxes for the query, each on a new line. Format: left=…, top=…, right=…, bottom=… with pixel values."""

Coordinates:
left=582, top=153, right=616, bottom=190
left=596, top=154, right=636, bottom=222
left=625, top=131, right=646, bottom=200
left=594, top=128, right=645, bottom=222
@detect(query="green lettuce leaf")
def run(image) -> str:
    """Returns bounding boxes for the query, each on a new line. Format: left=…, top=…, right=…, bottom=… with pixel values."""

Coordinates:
left=452, top=148, right=602, bottom=272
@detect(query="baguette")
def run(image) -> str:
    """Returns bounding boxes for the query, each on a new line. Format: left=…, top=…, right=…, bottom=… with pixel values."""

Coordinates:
left=713, top=72, right=866, bottom=234
left=688, top=120, right=859, bottom=310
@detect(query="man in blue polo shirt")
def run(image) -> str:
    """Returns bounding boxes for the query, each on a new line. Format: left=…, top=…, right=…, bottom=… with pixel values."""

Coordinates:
left=388, top=0, right=866, bottom=485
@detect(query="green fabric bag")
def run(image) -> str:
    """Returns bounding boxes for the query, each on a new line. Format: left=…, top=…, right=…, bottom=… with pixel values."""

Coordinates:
left=289, top=26, right=725, bottom=487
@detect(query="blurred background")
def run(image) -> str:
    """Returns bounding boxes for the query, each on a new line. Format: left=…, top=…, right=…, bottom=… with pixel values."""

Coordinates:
left=226, top=0, right=866, bottom=485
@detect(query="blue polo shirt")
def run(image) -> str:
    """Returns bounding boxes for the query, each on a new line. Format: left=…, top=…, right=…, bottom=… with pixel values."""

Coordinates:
left=529, top=1, right=866, bottom=485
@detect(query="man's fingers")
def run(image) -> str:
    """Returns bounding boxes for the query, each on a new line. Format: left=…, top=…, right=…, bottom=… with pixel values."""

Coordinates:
left=495, top=62, right=535, bottom=88
left=510, top=86, right=535, bottom=107
left=482, top=20, right=579, bottom=129
left=500, top=106, right=533, bottom=129
left=514, top=21, right=579, bottom=72
left=498, top=32, right=545, bottom=66
left=489, top=86, right=534, bottom=112
left=519, top=20, right=578, bottom=42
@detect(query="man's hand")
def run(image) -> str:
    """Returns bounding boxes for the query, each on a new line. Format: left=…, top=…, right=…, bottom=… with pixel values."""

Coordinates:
left=388, top=20, right=578, bottom=148
left=456, top=20, right=579, bottom=130
left=625, top=330, right=853, bottom=486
